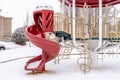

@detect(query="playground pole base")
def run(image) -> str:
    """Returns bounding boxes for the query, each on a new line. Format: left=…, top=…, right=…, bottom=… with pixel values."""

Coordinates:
left=27, top=70, right=44, bottom=75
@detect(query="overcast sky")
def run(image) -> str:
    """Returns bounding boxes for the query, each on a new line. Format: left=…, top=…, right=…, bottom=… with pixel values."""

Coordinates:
left=1, top=0, right=120, bottom=32
left=0, top=0, right=60, bottom=32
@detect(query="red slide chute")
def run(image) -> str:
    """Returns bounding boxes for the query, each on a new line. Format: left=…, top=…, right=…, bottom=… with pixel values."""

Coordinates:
left=24, top=8, right=60, bottom=72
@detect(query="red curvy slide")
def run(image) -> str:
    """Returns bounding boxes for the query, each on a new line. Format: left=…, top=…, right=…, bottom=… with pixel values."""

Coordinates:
left=24, top=25, right=60, bottom=72
left=24, top=9, right=60, bottom=72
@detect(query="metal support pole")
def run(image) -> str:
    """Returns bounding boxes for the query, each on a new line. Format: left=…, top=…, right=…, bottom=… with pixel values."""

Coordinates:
left=92, top=0, right=103, bottom=67
left=86, top=8, right=89, bottom=38
left=98, top=0, right=102, bottom=47
left=68, top=4, right=71, bottom=17
left=68, top=4, right=71, bottom=34
left=94, top=0, right=103, bottom=51
left=62, top=0, right=65, bottom=14
left=72, top=0, right=77, bottom=46
left=62, top=0, right=65, bottom=31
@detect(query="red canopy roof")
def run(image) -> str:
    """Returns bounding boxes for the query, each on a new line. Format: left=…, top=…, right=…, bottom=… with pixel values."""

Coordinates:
left=59, top=0, right=120, bottom=7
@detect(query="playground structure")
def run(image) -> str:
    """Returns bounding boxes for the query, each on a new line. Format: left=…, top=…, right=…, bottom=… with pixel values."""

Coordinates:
left=53, top=0, right=120, bottom=73
left=25, top=0, right=120, bottom=74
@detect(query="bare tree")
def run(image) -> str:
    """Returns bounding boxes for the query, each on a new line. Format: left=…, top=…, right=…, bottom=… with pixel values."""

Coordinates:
left=23, top=12, right=33, bottom=47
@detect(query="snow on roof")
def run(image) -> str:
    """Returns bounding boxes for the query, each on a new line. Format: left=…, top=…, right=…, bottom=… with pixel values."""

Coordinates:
left=35, top=5, right=54, bottom=11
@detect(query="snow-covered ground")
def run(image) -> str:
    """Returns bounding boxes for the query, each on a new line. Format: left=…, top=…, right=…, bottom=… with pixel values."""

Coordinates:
left=0, top=41, right=120, bottom=80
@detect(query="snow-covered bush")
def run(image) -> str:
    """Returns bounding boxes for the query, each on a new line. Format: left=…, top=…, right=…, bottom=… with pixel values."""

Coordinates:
left=11, top=27, right=28, bottom=45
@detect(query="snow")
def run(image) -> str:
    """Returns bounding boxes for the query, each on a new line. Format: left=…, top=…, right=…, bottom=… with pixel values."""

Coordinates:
left=0, top=41, right=120, bottom=80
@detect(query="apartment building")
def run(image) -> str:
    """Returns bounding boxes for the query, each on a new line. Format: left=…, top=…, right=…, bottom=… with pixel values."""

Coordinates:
left=0, top=15, right=12, bottom=41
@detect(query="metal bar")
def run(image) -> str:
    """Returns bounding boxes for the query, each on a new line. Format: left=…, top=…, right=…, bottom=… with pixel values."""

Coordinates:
left=72, top=0, right=77, bottom=46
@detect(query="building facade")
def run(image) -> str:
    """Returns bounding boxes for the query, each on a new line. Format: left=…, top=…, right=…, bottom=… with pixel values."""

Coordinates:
left=0, top=16, right=12, bottom=41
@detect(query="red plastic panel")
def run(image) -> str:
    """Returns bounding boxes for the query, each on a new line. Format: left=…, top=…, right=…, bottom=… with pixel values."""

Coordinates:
left=33, top=10, right=54, bottom=32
